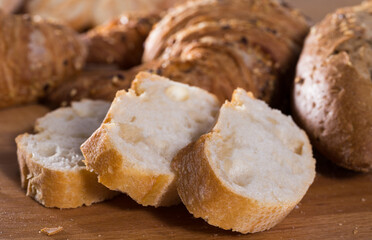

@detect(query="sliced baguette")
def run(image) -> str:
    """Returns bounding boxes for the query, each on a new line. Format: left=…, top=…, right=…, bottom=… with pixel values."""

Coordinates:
left=16, top=100, right=116, bottom=209
left=81, top=72, right=220, bottom=207
left=172, top=88, right=316, bottom=233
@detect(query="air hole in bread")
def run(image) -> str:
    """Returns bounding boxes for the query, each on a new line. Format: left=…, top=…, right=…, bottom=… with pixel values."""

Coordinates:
left=65, top=114, right=74, bottom=121
left=133, top=86, right=145, bottom=96
left=294, top=142, right=304, bottom=155
left=118, top=123, right=144, bottom=144
left=165, top=85, right=190, bottom=101
left=232, top=172, right=252, bottom=187
left=38, top=144, right=57, bottom=157
left=267, top=117, right=278, bottom=125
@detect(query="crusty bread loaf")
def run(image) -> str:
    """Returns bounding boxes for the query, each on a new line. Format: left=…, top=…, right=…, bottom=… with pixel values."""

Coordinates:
left=0, top=12, right=86, bottom=109
left=172, top=88, right=315, bottom=233
left=81, top=72, right=220, bottom=207
left=293, top=1, right=372, bottom=172
left=47, top=0, right=309, bottom=108
left=16, top=100, right=116, bottom=208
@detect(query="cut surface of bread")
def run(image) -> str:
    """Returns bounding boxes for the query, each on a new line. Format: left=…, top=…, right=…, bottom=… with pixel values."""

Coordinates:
left=16, top=100, right=116, bottom=209
left=172, top=88, right=315, bottom=233
left=81, top=72, right=220, bottom=207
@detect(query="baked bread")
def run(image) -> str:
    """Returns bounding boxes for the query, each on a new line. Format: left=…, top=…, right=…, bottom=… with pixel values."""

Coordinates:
left=293, top=1, right=372, bottom=172
left=16, top=100, right=116, bottom=208
left=47, top=0, right=309, bottom=107
left=44, top=62, right=157, bottom=108
left=83, top=13, right=160, bottom=68
left=0, top=0, right=23, bottom=14
left=91, top=0, right=182, bottom=26
left=143, top=0, right=308, bottom=63
left=0, top=12, right=86, bottom=109
left=26, top=0, right=93, bottom=31
left=172, top=88, right=316, bottom=233
left=26, top=0, right=182, bottom=31
left=81, top=72, right=220, bottom=207
left=142, top=0, right=309, bottom=104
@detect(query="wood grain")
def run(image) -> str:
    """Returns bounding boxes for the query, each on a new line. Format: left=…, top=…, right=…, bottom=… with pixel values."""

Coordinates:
left=1, top=0, right=371, bottom=239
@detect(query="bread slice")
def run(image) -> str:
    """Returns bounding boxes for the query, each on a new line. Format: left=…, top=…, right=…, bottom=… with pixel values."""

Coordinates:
left=16, top=100, right=117, bottom=209
left=172, top=89, right=316, bottom=233
left=81, top=72, right=220, bottom=207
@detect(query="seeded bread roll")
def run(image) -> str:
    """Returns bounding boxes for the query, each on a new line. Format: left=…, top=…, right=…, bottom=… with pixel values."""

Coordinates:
left=0, top=12, right=86, bottom=109
left=16, top=100, right=116, bottom=208
left=47, top=0, right=309, bottom=107
left=293, top=1, right=372, bottom=172
left=81, top=72, right=220, bottom=207
left=172, top=89, right=315, bottom=233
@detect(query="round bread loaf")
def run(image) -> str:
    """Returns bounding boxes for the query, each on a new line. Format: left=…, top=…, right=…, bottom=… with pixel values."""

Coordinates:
left=293, top=1, right=372, bottom=172
left=0, top=13, right=86, bottom=109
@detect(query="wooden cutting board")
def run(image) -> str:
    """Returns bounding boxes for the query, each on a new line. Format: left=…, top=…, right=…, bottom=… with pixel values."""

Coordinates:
left=0, top=105, right=371, bottom=240
left=1, top=0, right=371, bottom=239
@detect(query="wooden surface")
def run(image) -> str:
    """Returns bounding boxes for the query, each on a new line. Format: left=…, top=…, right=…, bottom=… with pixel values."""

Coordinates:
left=1, top=0, right=372, bottom=239
left=1, top=106, right=372, bottom=240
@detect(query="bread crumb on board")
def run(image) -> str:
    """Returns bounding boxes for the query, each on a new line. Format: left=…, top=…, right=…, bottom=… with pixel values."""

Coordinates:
left=39, top=226, right=63, bottom=236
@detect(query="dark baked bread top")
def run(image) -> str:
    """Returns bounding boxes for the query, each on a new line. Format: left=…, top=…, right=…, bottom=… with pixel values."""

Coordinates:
left=294, top=1, right=372, bottom=171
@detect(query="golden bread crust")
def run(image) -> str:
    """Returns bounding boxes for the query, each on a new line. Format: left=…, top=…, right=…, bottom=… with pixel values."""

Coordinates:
left=172, top=136, right=294, bottom=233
left=16, top=134, right=116, bottom=209
left=81, top=118, right=180, bottom=207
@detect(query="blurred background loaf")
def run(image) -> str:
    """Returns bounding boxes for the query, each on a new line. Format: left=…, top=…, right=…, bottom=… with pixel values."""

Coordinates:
left=0, top=0, right=360, bottom=30
left=26, top=0, right=183, bottom=30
